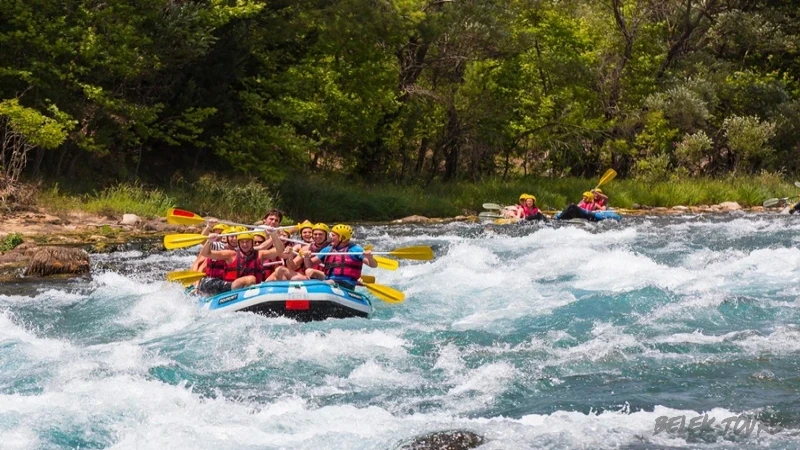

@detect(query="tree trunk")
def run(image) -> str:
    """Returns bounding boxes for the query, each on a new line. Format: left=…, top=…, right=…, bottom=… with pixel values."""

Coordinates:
left=415, top=137, right=429, bottom=175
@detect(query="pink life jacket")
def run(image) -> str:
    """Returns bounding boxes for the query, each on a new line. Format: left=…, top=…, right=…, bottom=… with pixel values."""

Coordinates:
left=323, top=242, right=362, bottom=280
left=521, top=204, right=539, bottom=216
left=578, top=200, right=596, bottom=211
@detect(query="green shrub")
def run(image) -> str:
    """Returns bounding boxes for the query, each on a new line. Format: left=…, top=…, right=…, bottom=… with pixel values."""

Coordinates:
left=0, top=233, right=23, bottom=252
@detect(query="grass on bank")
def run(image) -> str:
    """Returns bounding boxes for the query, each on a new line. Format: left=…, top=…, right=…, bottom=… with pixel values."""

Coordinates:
left=31, top=172, right=797, bottom=223
left=37, top=176, right=278, bottom=223
left=279, top=172, right=797, bottom=221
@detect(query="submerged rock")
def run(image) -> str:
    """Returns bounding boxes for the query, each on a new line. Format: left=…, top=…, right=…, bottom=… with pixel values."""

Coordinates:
left=24, top=247, right=90, bottom=277
left=400, top=430, right=485, bottom=450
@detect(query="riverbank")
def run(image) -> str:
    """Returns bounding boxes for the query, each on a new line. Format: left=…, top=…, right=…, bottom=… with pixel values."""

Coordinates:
left=10, top=173, right=796, bottom=225
left=0, top=202, right=787, bottom=282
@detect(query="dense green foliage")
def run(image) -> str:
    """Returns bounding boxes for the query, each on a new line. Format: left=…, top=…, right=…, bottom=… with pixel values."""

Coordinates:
left=1, top=0, right=799, bottom=187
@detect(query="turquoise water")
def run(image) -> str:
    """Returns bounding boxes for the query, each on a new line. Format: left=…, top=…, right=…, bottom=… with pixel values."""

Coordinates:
left=2, top=214, right=800, bottom=449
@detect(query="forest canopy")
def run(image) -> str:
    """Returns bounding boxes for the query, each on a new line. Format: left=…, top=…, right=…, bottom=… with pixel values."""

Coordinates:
left=1, top=0, right=798, bottom=187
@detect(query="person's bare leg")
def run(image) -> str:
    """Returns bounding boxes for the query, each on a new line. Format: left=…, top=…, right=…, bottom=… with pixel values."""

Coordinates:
left=305, top=268, right=326, bottom=281
left=232, top=275, right=256, bottom=289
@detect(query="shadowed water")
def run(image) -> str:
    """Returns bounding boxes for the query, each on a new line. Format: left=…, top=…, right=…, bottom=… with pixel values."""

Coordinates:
left=2, top=213, right=800, bottom=449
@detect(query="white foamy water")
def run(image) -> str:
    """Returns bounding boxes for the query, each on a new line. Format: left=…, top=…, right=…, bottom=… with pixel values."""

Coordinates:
left=2, top=215, right=800, bottom=448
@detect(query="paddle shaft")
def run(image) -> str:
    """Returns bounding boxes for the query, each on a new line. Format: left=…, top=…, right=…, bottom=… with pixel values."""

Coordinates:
left=212, top=222, right=295, bottom=231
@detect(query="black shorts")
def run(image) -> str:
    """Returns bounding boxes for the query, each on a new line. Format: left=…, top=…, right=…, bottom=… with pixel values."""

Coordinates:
left=198, top=278, right=233, bottom=295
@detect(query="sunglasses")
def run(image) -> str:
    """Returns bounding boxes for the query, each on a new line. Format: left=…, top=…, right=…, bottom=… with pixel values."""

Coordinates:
left=254, top=239, right=265, bottom=245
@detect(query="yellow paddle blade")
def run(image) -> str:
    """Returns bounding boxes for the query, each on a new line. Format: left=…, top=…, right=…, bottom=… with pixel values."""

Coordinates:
left=493, top=218, right=520, bottom=225
left=166, top=208, right=206, bottom=226
left=164, top=233, right=209, bottom=250
left=595, top=169, right=617, bottom=189
left=360, top=275, right=376, bottom=283
left=374, top=255, right=399, bottom=271
left=364, top=282, right=405, bottom=303
left=166, top=270, right=203, bottom=281
left=166, top=270, right=206, bottom=284
left=388, top=245, right=434, bottom=261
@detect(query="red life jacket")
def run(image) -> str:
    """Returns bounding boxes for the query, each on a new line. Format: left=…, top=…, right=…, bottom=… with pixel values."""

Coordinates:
left=323, top=242, right=362, bottom=280
left=223, top=256, right=239, bottom=281
left=521, top=205, right=539, bottom=216
left=595, top=198, right=607, bottom=208
left=237, top=250, right=264, bottom=283
left=204, top=258, right=226, bottom=279
left=578, top=200, right=597, bottom=211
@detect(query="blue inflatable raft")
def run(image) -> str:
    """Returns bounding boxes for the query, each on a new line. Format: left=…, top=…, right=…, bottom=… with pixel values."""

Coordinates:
left=555, top=205, right=622, bottom=222
left=197, top=280, right=373, bottom=321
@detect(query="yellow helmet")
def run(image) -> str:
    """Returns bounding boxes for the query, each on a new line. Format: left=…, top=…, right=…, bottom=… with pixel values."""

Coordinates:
left=582, top=191, right=595, bottom=201
left=331, top=224, right=353, bottom=242
left=211, top=223, right=228, bottom=233
left=519, top=193, right=529, bottom=202
left=594, top=188, right=603, bottom=194
left=296, top=220, right=314, bottom=231
left=237, top=232, right=254, bottom=241
left=313, top=223, right=330, bottom=233
left=253, top=231, right=267, bottom=240
left=528, top=195, right=536, bottom=202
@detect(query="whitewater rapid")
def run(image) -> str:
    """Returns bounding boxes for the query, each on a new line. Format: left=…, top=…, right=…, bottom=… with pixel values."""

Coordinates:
left=2, top=214, right=800, bottom=449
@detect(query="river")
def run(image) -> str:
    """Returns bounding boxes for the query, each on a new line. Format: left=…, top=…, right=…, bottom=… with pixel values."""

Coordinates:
left=2, top=214, right=800, bottom=449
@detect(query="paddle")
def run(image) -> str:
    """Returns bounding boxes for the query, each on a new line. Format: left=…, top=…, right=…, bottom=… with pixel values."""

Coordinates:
left=166, top=261, right=284, bottom=284
left=312, top=245, right=433, bottom=261
left=361, top=281, right=404, bottom=303
left=482, top=203, right=503, bottom=210
left=763, top=195, right=799, bottom=207
left=479, top=211, right=504, bottom=219
left=594, top=168, right=617, bottom=190
left=166, top=208, right=294, bottom=230
left=166, top=270, right=207, bottom=284
left=282, top=242, right=401, bottom=271
left=164, top=230, right=267, bottom=250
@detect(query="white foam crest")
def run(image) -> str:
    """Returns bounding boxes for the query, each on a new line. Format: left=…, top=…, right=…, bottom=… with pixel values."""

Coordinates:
left=91, top=271, right=167, bottom=296
left=346, top=360, right=424, bottom=389
left=551, top=323, right=644, bottom=364
left=530, top=225, right=639, bottom=248
left=0, top=311, right=73, bottom=360
left=665, top=216, right=800, bottom=236
left=447, top=361, right=517, bottom=397
left=735, top=326, right=800, bottom=355
left=704, top=247, right=800, bottom=280
left=199, top=326, right=411, bottom=372
left=640, top=292, right=727, bottom=324
left=114, top=284, right=198, bottom=340
left=572, top=249, right=693, bottom=292
left=0, top=372, right=789, bottom=449
left=0, top=427, right=40, bottom=450
left=651, top=329, right=751, bottom=345
left=0, top=289, right=85, bottom=308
